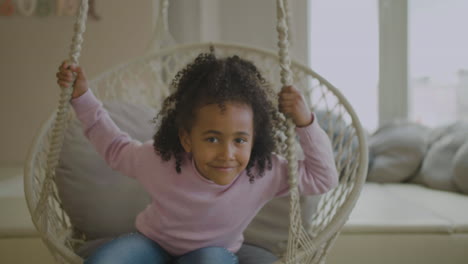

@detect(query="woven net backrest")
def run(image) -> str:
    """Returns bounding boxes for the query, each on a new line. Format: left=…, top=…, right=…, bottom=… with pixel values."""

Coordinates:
left=29, top=42, right=365, bottom=263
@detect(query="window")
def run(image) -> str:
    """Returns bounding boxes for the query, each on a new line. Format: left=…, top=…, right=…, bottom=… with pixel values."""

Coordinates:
left=409, top=0, right=468, bottom=127
left=308, top=0, right=379, bottom=132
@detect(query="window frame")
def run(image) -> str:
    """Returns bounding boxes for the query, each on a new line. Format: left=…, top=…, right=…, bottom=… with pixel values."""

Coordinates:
left=378, top=0, right=409, bottom=126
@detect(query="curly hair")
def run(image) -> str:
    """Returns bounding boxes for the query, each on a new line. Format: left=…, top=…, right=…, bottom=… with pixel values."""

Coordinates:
left=153, top=51, right=278, bottom=183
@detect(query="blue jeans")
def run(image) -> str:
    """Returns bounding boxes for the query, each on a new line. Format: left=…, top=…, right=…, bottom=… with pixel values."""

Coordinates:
left=84, top=232, right=239, bottom=264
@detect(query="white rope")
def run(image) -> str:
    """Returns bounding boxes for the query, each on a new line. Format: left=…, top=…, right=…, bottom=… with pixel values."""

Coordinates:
left=146, top=0, right=175, bottom=53
left=33, top=0, right=88, bottom=225
left=284, top=0, right=293, bottom=47
left=160, top=0, right=169, bottom=32
left=276, top=0, right=316, bottom=263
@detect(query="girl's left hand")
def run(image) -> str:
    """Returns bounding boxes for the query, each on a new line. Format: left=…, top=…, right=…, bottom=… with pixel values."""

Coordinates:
left=278, top=85, right=313, bottom=127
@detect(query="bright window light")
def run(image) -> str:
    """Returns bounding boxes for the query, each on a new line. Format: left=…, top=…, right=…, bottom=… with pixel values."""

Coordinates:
left=409, top=0, right=468, bottom=127
left=308, top=0, right=378, bottom=132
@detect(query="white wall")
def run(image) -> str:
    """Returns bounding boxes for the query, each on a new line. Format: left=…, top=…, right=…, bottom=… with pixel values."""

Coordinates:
left=0, top=0, right=153, bottom=166
left=169, top=0, right=309, bottom=65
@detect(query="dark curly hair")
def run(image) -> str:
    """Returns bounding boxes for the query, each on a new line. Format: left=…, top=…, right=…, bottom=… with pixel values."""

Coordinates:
left=153, top=51, right=278, bottom=183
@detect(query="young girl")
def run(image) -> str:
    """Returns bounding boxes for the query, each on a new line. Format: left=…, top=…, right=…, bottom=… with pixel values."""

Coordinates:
left=56, top=52, right=338, bottom=264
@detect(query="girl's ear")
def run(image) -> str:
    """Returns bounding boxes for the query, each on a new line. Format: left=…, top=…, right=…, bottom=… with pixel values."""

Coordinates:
left=178, top=129, right=192, bottom=153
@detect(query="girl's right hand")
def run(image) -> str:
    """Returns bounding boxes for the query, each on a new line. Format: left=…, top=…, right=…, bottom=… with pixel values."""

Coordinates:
left=56, top=61, right=89, bottom=99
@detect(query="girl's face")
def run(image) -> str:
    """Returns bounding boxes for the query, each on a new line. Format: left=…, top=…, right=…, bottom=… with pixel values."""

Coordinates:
left=179, top=102, right=254, bottom=185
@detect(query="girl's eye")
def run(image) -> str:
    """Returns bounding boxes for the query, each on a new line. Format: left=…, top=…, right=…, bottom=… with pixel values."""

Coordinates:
left=206, top=137, right=218, bottom=143
left=235, top=138, right=247, bottom=144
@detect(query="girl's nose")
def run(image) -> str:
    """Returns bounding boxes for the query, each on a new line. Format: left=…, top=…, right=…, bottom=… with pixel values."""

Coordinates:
left=218, top=143, right=235, bottom=160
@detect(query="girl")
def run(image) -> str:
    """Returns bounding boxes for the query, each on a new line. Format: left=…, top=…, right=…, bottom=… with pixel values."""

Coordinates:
left=56, top=52, right=338, bottom=264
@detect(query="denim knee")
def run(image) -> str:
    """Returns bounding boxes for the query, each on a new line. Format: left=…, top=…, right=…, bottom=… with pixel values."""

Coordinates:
left=176, top=246, right=238, bottom=264
left=84, top=232, right=170, bottom=264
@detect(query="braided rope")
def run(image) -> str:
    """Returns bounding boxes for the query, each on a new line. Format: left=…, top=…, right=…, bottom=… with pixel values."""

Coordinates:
left=33, top=0, right=88, bottom=227
left=276, top=0, right=316, bottom=263
left=146, top=0, right=175, bottom=53
left=283, top=0, right=293, bottom=47
left=160, top=0, right=169, bottom=32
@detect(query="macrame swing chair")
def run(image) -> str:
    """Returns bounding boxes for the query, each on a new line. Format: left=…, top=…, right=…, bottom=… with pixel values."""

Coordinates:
left=24, top=0, right=368, bottom=263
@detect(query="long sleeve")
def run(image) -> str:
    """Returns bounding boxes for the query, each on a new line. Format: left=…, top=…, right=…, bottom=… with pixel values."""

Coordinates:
left=70, top=89, right=147, bottom=179
left=271, top=114, right=339, bottom=198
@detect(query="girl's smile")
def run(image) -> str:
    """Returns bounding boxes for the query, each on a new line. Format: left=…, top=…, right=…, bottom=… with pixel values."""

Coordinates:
left=179, top=101, right=254, bottom=185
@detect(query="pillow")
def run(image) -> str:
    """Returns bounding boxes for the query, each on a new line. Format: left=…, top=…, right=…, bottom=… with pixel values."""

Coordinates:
left=453, top=142, right=468, bottom=194
left=426, top=122, right=468, bottom=148
left=418, top=129, right=468, bottom=192
left=56, top=100, right=156, bottom=239
left=367, top=120, right=430, bottom=183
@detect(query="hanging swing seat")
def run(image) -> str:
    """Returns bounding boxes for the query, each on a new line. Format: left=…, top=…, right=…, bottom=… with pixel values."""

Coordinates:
left=25, top=41, right=367, bottom=263
left=24, top=1, right=368, bottom=263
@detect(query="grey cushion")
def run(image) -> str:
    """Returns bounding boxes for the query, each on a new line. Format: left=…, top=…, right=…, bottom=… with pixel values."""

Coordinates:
left=56, top=100, right=156, bottom=239
left=426, top=122, right=468, bottom=148
left=453, top=142, right=468, bottom=194
left=419, top=130, right=468, bottom=192
left=367, top=121, right=430, bottom=183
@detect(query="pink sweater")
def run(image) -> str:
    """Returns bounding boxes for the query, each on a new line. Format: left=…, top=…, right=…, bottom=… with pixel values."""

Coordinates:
left=71, top=89, right=338, bottom=256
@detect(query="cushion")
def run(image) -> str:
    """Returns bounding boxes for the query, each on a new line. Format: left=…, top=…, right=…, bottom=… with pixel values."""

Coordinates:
left=56, top=100, right=156, bottom=239
left=418, top=130, right=468, bottom=192
left=453, top=142, right=468, bottom=194
left=383, top=183, right=468, bottom=232
left=344, top=183, right=453, bottom=233
left=367, top=121, right=430, bottom=183
left=426, top=122, right=468, bottom=148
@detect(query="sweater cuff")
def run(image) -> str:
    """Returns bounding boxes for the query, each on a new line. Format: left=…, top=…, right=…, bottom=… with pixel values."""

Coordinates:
left=295, top=113, right=323, bottom=142
left=70, top=89, right=101, bottom=114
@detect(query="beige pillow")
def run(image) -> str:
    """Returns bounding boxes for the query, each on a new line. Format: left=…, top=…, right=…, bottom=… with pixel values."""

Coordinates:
left=56, top=100, right=156, bottom=239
